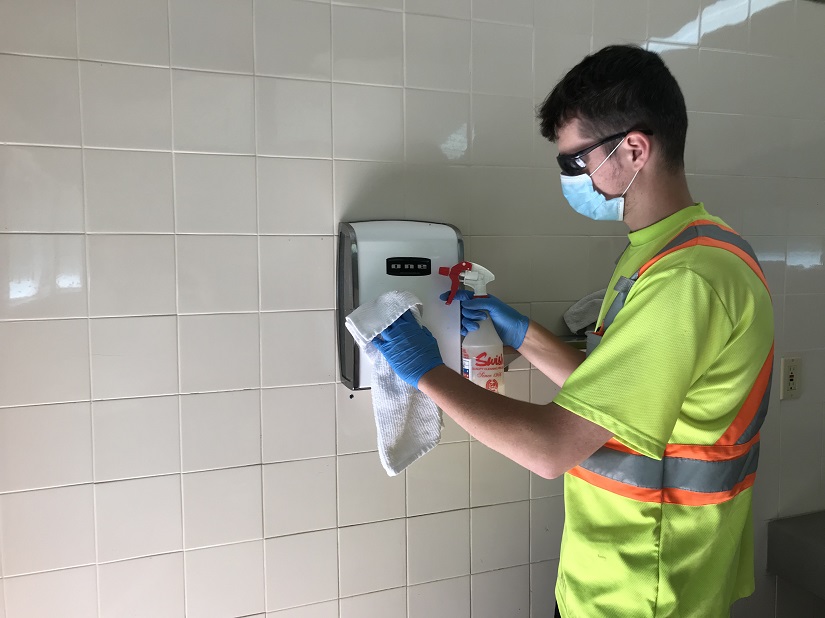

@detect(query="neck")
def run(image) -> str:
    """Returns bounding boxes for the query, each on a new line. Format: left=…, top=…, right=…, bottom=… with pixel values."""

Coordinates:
left=624, top=169, right=695, bottom=232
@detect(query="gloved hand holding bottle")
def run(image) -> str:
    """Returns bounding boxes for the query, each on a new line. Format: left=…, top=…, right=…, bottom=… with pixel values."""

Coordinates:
left=373, top=310, right=445, bottom=388
left=439, top=290, right=530, bottom=349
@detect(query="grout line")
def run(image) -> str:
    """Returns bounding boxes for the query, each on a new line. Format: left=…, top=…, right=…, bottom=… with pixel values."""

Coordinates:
left=163, top=0, right=189, bottom=614
left=72, top=0, right=103, bottom=612
left=251, top=0, right=271, bottom=611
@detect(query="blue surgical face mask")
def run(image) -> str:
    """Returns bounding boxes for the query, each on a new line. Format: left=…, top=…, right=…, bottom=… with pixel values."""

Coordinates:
left=559, top=138, right=640, bottom=221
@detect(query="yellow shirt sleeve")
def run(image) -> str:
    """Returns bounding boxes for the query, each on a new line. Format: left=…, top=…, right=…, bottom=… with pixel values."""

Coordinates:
left=553, top=265, right=734, bottom=459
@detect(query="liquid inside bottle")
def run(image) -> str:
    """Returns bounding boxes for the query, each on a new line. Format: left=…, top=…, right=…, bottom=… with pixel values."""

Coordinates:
left=461, top=314, right=505, bottom=395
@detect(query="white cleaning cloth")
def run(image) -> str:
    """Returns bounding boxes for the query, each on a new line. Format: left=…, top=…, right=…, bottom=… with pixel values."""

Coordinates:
left=564, top=288, right=606, bottom=334
left=345, top=290, right=441, bottom=476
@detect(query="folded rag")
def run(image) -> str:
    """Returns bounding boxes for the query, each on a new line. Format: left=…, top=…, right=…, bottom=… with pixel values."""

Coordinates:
left=564, top=288, right=606, bottom=335
left=345, top=290, right=441, bottom=476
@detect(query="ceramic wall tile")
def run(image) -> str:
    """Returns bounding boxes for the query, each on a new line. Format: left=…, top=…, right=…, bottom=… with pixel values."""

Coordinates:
left=473, top=0, right=531, bottom=24
left=407, top=441, right=470, bottom=516
left=472, top=22, right=533, bottom=97
left=0, top=55, right=81, bottom=146
left=750, top=0, right=795, bottom=58
left=534, top=0, right=592, bottom=35
left=648, top=0, right=700, bottom=45
left=530, top=495, right=564, bottom=562
left=1, top=485, right=95, bottom=575
left=407, top=0, right=469, bottom=19
left=98, top=553, right=185, bottom=618
left=593, top=0, right=647, bottom=45
left=170, top=0, right=253, bottom=73
left=404, top=164, right=471, bottom=224
left=338, top=519, right=406, bottom=597
left=333, top=160, right=406, bottom=222
left=181, top=389, right=262, bottom=471
left=80, top=62, right=171, bottom=150
left=260, top=236, right=335, bottom=311
left=530, top=561, right=559, bottom=618
left=88, top=234, right=175, bottom=316
left=183, top=466, right=263, bottom=548
left=470, top=565, right=530, bottom=618
left=258, top=158, right=334, bottom=235
left=78, top=0, right=169, bottom=65
left=471, top=95, right=534, bottom=166
left=778, top=403, right=825, bottom=516
left=333, top=0, right=402, bottom=10
left=93, top=396, right=180, bottom=481
left=90, top=316, right=178, bottom=399
left=175, top=154, right=257, bottom=234
left=173, top=70, right=255, bottom=154
left=470, top=501, right=529, bottom=573
left=0, top=319, right=90, bottom=407
left=332, top=6, right=403, bottom=86
left=534, top=30, right=592, bottom=99
left=405, top=15, right=470, bottom=91
left=337, top=451, right=406, bottom=526
left=470, top=441, right=530, bottom=507
left=699, top=0, right=749, bottom=52
left=265, top=531, right=338, bottom=611
left=185, top=541, right=266, bottom=618
left=407, top=510, right=470, bottom=584
left=177, top=235, right=259, bottom=313
left=264, top=457, right=337, bottom=537
left=0, top=146, right=84, bottom=232
left=3, top=566, right=97, bottom=618
left=268, top=602, right=339, bottom=618
left=256, top=0, right=331, bottom=80
left=0, top=403, right=92, bottom=493
left=408, top=576, right=471, bottom=618
left=333, top=84, right=403, bottom=161
left=95, top=475, right=182, bottom=561
left=263, top=384, right=337, bottom=462
left=339, top=588, right=407, bottom=618
left=84, top=149, right=174, bottom=233
left=261, top=310, right=336, bottom=387
left=0, top=0, right=77, bottom=57
left=405, top=90, right=470, bottom=164
left=784, top=294, right=825, bottom=352
left=257, top=77, right=332, bottom=158
left=0, top=233, right=87, bottom=320
left=178, top=313, right=260, bottom=392
left=336, top=385, right=376, bottom=455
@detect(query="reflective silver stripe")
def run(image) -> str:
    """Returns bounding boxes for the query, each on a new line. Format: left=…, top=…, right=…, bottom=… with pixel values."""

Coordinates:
left=588, top=223, right=767, bottom=354
left=658, top=224, right=761, bottom=267
left=580, top=441, right=761, bottom=494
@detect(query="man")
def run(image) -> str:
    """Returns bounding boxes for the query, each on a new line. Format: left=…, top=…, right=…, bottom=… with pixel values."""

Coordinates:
left=374, top=45, right=774, bottom=617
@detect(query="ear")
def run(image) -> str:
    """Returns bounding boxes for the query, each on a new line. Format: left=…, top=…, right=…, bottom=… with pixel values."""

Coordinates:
left=623, top=130, right=651, bottom=170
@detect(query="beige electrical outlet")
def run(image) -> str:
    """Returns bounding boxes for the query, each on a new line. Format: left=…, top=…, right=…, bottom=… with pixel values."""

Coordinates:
left=780, top=357, right=801, bottom=400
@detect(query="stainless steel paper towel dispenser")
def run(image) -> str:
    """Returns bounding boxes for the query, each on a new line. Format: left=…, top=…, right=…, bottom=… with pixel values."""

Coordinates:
left=338, top=220, right=464, bottom=390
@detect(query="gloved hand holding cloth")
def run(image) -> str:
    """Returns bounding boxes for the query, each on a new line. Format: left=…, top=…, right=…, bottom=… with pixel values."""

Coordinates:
left=374, top=310, right=445, bottom=388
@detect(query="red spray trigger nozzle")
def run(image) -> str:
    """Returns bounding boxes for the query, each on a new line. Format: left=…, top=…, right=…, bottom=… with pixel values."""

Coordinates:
left=439, top=261, right=473, bottom=305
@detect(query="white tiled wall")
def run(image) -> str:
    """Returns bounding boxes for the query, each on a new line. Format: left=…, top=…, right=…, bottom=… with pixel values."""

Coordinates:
left=0, top=1, right=823, bottom=617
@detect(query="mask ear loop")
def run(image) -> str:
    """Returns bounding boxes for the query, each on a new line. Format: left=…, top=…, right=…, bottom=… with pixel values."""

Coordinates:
left=621, top=168, right=641, bottom=197
left=590, top=137, right=625, bottom=177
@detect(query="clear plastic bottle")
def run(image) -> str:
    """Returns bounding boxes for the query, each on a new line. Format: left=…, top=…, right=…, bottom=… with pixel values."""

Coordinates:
left=462, top=310, right=505, bottom=394
left=440, top=261, right=506, bottom=395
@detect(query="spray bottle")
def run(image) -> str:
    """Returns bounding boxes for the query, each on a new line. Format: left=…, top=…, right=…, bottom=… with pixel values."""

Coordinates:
left=439, top=261, right=505, bottom=395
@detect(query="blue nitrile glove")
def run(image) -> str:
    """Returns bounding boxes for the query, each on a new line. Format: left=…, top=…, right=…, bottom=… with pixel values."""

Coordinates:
left=440, top=290, right=530, bottom=349
left=373, top=310, right=444, bottom=388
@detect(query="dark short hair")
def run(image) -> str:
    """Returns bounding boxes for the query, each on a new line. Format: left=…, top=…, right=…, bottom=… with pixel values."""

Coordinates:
left=537, top=45, right=688, bottom=171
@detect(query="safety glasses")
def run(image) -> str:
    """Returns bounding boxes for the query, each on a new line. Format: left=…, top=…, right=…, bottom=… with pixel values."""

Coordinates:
left=556, top=129, right=653, bottom=176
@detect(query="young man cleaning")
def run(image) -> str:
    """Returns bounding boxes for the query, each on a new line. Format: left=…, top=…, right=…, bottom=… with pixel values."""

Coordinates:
left=374, top=45, right=774, bottom=618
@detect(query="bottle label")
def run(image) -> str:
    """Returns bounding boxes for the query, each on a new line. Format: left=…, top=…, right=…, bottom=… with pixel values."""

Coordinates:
left=462, top=347, right=504, bottom=394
